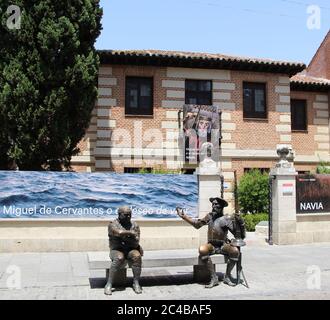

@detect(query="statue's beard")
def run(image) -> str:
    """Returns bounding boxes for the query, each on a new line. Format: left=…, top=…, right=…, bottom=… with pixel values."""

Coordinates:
left=212, top=208, right=223, bottom=218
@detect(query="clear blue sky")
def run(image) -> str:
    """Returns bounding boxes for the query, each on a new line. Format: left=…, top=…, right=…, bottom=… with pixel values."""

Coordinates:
left=96, top=0, right=330, bottom=65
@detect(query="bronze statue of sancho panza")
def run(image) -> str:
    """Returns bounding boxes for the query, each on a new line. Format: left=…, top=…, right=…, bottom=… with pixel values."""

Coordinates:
left=105, top=206, right=143, bottom=295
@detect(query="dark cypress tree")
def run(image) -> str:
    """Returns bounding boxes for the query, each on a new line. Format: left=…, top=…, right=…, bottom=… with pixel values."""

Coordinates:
left=0, top=1, right=102, bottom=170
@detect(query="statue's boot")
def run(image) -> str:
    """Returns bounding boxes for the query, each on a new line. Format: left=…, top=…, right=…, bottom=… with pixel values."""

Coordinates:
left=132, top=266, right=142, bottom=294
left=223, top=259, right=237, bottom=287
left=104, top=268, right=115, bottom=295
left=205, top=259, right=219, bottom=289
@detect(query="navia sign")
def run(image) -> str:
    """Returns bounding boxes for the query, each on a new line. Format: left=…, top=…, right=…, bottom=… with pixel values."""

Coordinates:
left=296, top=174, right=330, bottom=214
left=299, top=202, right=324, bottom=211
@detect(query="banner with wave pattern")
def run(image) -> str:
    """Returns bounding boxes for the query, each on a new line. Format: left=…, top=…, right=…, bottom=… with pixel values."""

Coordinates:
left=0, top=172, right=197, bottom=219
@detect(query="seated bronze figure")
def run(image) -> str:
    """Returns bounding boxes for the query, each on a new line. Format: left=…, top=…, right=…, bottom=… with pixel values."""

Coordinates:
left=176, top=197, right=246, bottom=288
left=104, top=206, right=143, bottom=295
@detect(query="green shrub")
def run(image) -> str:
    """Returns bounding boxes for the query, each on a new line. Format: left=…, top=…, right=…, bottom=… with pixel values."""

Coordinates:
left=243, top=213, right=269, bottom=232
left=151, top=168, right=182, bottom=174
left=316, top=161, right=330, bottom=174
left=137, top=168, right=152, bottom=174
left=238, top=169, right=269, bottom=214
left=137, top=167, right=183, bottom=174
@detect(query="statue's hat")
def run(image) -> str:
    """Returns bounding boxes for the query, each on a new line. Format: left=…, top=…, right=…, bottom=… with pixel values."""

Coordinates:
left=209, top=197, right=228, bottom=207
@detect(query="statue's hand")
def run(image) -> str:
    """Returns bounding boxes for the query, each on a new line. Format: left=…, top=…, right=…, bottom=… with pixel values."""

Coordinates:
left=120, top=230, right=134, bottom=238
left=176, top=207, right=185, bottom=218
left=234, top=213, right=245, bottom=226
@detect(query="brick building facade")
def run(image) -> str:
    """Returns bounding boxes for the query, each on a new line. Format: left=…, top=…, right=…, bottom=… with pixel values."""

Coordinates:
left=71, top=32, right=330, bottom=212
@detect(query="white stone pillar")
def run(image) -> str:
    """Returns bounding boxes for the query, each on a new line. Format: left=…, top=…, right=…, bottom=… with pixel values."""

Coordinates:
left=196, top=160, right=222, bottom=246
left=270, top=145, right=297, bottom=245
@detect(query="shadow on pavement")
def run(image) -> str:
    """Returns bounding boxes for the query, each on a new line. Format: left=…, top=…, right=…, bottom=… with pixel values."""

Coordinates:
left=89, top=271, right=225, bottom=289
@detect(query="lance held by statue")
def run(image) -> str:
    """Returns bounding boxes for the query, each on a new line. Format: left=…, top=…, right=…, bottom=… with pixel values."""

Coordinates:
left=105, top=206, right=143, bottom=295
left=176, top=197, right=246, bottom=288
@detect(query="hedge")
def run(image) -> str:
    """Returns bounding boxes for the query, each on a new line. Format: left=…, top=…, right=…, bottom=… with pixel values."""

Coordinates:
left=238, top=169, right=269, bottom=214
left=243, top=213, right=269, bottom=232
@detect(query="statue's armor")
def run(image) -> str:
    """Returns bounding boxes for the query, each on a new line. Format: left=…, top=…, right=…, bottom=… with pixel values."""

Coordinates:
left=207, top=218, right=228, bottom=243
left=193, top=213, right=235, bottom=247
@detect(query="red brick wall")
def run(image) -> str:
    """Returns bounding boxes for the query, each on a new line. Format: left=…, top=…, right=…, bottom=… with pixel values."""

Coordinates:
left=107, top=65, right=171, bottom=148
left=230, top=71, right=285, bottom=150
left=306, top=31, right=330, bottom=80
left=290, top=91, right=319, bottom=156
left=72, top=64, right=329, bottom=174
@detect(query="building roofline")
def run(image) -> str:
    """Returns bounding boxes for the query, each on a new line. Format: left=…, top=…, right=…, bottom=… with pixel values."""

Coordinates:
left=98, top=49, right=306, bottom=76
left=290, top=75, right=330, bottom=92
left=307, top=30, right=330, bottom=71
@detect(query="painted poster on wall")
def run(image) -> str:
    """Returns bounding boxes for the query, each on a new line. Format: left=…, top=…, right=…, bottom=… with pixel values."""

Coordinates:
left=296, top=174, right=330, bottom=214
left=182, top=104, right=221, bottom=163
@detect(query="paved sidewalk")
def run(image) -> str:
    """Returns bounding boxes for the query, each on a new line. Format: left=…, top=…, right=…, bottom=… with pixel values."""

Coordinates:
left=0, top=234, right=330, bottom=300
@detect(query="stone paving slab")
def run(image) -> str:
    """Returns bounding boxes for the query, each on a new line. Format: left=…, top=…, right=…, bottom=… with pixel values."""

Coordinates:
left=0, top=240, right=330, bottom=300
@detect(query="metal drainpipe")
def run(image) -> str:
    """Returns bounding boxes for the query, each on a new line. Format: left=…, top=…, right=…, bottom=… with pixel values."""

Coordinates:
left=268, top=175, right=276, bottom=245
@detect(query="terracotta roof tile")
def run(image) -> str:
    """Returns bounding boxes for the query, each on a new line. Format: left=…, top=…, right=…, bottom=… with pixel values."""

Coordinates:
left=290, top=74, right=330, bottom=91
left=102, top=49, right=304, bottom=67
left=291, top=74, right=330, bottom=85
left=98, top=49, right=305, bottom=75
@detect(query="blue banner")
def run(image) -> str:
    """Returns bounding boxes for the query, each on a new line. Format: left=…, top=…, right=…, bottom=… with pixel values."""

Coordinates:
left=0, top=171, right=197, bottom=219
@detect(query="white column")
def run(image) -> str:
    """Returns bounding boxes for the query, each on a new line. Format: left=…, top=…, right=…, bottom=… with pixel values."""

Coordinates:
left=270, top=145, right=297, bottom=245
left=196, top=161, right=222, bottom=246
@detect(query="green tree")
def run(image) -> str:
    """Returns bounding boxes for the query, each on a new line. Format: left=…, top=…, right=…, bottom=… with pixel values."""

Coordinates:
left=0, top=1, right=102, bottom=170
left=238, top=169, right=269, bottom=214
